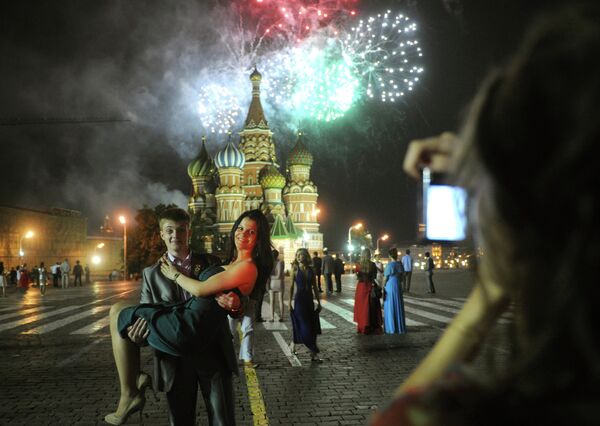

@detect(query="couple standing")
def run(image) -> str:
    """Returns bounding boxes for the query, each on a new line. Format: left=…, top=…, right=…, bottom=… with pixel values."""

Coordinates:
left=105, top=207, right=272, bottom=425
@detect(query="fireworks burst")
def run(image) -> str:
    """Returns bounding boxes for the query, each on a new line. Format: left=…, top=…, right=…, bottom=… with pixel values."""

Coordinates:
left=290, top=43, right=359, bottom=122
left=197, top=84, right=243, bottom=134
left=247, top=0, right=358, bottom=43
left=341, top=9, right=424, bottom=103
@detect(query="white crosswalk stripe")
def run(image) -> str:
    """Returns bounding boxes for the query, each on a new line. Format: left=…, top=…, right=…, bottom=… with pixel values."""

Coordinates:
left=406, top=296, right=512, bottom=324
left=0, top=305, right=85, bottom=332
left=0, top=306, right=52, bottom=321
left=71, top=314, right=111, bottom=335
left=23, top=305, right=111, bottom=334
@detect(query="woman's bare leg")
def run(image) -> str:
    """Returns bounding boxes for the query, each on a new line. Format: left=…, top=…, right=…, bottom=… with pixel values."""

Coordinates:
left=279, top=291, right=285, bottom=319
left=269, top=290, right=275, bottom=320
left=109, top=301, right=140, bottom=415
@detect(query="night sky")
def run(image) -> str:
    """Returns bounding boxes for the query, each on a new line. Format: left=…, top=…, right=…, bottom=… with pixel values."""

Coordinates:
left=0, top=0, right=566, bottom=250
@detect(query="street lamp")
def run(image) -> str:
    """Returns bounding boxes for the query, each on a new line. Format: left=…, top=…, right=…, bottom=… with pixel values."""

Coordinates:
left=376, top=234, right=389, bottom=255
left=92, top=243, right=105, bottom=266
left=347, top=222, right=363, bottom=251
left=19, top=230, right=34, bottom=260
left=119, top=215, right=127, bottom=280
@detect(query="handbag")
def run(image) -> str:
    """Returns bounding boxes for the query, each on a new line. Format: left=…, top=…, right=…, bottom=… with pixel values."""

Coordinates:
left=371, top=282, right=382, bottom=299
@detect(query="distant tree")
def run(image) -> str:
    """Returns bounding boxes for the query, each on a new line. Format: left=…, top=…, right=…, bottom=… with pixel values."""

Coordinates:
left=127, top=204, right=178, bottom=273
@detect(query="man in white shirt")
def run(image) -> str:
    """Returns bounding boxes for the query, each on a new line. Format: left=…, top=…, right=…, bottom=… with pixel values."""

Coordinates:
left=401, top=249, right=413, bottom=293
left=60, top=258, right=70, bottom=288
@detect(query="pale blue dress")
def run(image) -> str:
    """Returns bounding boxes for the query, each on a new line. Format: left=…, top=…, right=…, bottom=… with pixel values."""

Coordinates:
left=383, top=260, right=407, bottom=334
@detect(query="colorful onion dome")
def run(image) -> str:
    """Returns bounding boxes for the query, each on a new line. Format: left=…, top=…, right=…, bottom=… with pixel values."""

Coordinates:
left=215, top=135, right=245, bottom=169
left=187, top=136, right=214, bottom=178
left=287, top=132, right=313, bottom=167
left=259, top=164, right=286, bottom=189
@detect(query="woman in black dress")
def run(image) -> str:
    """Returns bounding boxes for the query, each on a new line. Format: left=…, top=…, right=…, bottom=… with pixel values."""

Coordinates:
left=104, top=210, right=273, bottom=425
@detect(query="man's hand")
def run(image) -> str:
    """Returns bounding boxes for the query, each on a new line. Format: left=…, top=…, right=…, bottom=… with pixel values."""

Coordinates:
left=215, top=291, right=241, bottom=312
left=126, top=317, right=149, bottom=344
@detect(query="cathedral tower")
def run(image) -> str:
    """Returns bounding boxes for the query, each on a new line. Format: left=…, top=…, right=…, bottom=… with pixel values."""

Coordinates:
left=238, top=67, right=277, bottom=211
left=283, top=132, right=322, bottom=249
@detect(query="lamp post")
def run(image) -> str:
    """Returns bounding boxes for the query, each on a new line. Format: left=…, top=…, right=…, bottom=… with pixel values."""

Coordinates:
left=347, top=222, right=363, bottom=251
left=119, top=216, right=127, bottom=280
left=376, top=234, right=389, bottom=255
left=19, top=230, right=34, bottom=262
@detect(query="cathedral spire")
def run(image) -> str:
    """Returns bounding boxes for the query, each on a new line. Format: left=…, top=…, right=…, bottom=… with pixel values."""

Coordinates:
left=244, top=67, right=269, bottom=130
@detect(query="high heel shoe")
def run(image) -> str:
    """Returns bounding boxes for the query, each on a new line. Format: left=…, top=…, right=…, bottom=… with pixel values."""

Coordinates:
left=104, top=393, right=145, bottom=425
left=137, top=372, right=158, bottom=402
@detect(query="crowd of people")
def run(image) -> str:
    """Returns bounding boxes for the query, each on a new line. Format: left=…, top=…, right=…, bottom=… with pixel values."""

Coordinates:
left=0, top=259, right=90, bottom=296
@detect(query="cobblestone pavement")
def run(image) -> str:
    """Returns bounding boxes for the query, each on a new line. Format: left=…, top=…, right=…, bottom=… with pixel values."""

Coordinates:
left=0, top=270, right=507, bottom=425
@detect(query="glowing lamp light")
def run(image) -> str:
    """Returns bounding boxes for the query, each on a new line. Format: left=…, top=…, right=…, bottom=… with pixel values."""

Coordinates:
left=25, top=231, right=34, bottom=239
left=118, top=215, right=126, bottom=225
left=92, top=255, right=101, bottom=265
left=97, top=243, right=105, bottom=249
left=19, top=250, right=24, bottom=257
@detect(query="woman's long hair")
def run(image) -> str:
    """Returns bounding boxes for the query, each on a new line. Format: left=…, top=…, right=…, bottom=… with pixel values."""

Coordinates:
left=359, top=248, right=372, bottom=274
left=226, top=209, right=274, bottom=300
left=292, top=248, right=312, bottom=278
left=426, top=4, right=600, bottom=424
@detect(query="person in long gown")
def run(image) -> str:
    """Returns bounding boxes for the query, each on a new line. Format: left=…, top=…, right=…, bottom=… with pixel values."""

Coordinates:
left=383, top=247, right=407, bottom=334
left=289, top=248, right=323, bottom=362
left=104, top=209, right=273, bottom=425
left=353, top=248, right=383, bottom=335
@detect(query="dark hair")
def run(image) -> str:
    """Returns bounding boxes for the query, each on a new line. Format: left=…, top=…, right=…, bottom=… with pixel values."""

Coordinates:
left=272, top=249, right=279, bottom=259
left=423, top=4, right=600, bottom=424
left=158, top=208, right=190, bottom=225
left=388, top=247, right=398, bottom=259
left=292, top=248, right=312, bottom=276
left=406, top=249, right=411, bottom=255
left=425, top=251, right=430, bottom=257
left=313, top=251, right=318, bottom=256
left=226, top=209, right=273, bottom=299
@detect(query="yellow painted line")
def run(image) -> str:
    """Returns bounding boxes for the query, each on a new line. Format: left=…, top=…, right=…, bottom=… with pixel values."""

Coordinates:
left=237, top=326, right=269, bottom=426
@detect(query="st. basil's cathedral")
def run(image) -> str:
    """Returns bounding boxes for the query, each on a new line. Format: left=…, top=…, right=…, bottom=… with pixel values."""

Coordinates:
left=186, top=68, right=323, bottom=267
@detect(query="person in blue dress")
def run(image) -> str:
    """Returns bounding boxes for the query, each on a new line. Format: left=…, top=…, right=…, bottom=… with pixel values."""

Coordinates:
left=289, top=248, right=323, bottom=362
left=383, top=247, right=407, bottom=334
left=104, top=209, right=273, bottom=425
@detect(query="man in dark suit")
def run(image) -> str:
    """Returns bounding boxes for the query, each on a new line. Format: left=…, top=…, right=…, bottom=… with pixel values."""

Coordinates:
left=127, top=208, right=241, bottom=425
left=322, top=249, right=334, bottom=294
left=333, top=255, right=345, bottom=293
left=312, top=251, right=323, bottom=292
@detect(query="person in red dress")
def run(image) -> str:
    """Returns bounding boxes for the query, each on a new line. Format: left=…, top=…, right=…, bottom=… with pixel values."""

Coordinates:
left=353, top=248, right=382, bottom=334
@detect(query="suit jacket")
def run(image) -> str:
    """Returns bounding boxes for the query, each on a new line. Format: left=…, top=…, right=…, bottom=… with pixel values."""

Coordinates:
left=322, top=254, right=334, bottom=274
left=140, top=252, right=238, bottom=392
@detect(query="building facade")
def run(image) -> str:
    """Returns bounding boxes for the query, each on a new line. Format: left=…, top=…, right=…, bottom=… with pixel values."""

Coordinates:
left=188, top=68, right=324, bottom=268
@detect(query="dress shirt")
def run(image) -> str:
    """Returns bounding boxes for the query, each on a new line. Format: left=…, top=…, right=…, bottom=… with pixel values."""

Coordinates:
left=401, top=255, right=413, bottom=272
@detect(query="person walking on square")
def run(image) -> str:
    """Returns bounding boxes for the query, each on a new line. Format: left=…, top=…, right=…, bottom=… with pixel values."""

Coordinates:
left=51, top=261, right=60, bottom=287
left=334, top=254, right=344, bottom=293
left=322, top=249, right=334, bottom=294
left=0, top=262, right=6, bottom=297
left=383, top=248, right=407, bottom=334
left=312, top=251, right=323, bottom=292
left=424, top=252, right=436, bottom=294
left=289, top=248, right=323, bottom=362
left=31, top=265, right=39, bottom=287
left=401, top=249, right=414, bottom=293
left=353, top=248, right=383, bottom=334
left=38, top=262, right=48, bottom=296
left=9, top=267, right=17, bottom=287
left=268, top=249, right=285, bottom=322
left=73, top=260, right=83, bottom=287
left=60, top=258, right=70, bottom=289
left=18, top=264, right=30, bottom=292
left=84, top=264, right=90, bottom=285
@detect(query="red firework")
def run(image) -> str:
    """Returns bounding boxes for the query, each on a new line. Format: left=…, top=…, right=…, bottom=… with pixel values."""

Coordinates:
left=245, top=0, right=359, bottom=42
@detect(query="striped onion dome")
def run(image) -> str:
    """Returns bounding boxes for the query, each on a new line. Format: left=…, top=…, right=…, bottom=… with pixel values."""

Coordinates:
left=287, top=132, right=313, bottom=167
left=215, top=136, right=245, bottom=169
left=259, top=164, right=286, bottom=189
left=187, top=136, right=214, bottom=178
